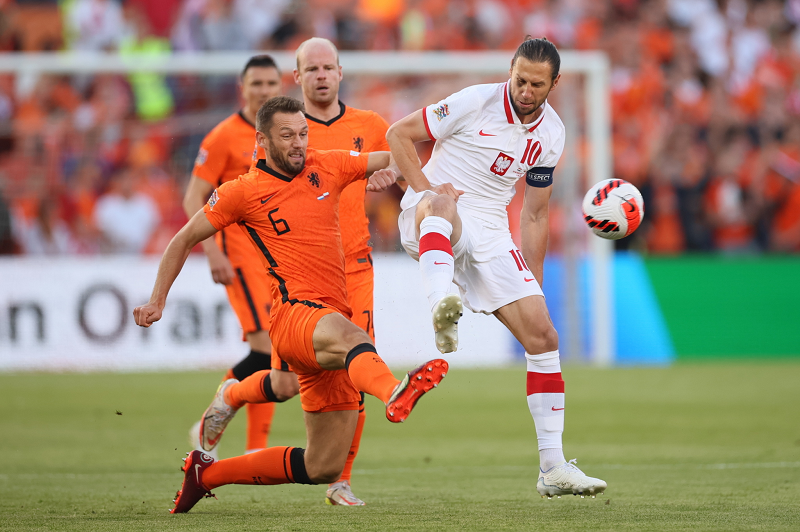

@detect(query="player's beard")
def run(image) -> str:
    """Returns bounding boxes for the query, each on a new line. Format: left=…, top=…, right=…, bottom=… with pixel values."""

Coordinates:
left=269, top=142, right=305, bottom=176
left=511, top=98, right=542, bottom=118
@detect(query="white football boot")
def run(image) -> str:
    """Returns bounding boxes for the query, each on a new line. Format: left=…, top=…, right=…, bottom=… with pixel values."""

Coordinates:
left=325, top=480, right=366, bottom=506
left=537, top=459, right=607, bottom=499
left=188, top=420, right=219, bottom=460
left=199, top=378, right=239, bottom=452
left=432, top=294, right=462, bottom=353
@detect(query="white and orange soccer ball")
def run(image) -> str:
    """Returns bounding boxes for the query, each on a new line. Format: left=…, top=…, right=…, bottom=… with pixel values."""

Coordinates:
left=582, top=179, right=645, bottom=240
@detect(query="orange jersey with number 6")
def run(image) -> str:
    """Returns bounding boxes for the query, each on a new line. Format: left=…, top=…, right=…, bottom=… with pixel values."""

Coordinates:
left=253, top=104, right=390, bottom=270
left=203, top=148, right=369, bottom=317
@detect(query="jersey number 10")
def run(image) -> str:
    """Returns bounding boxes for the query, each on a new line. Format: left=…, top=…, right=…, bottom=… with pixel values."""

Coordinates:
left=521, top=139, right=542, bottom=167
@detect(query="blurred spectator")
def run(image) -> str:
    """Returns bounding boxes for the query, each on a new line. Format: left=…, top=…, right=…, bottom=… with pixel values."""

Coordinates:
left=64, top=0, right=126, bottom=51
left=13, top=194, right=79, bottom=255
left=128, top=0, right=183, bottom=38
left=62, top=160, right=102, bottom=252
left=201, top=0, right=249, bottom=50
left=0, top=183, right=16, bottom=254
left=0, top=0, right=799, bottom=257
left=170, top=0, right=208, bottom=51
left=234, top=0, right=292, bottom=49
left=93, top=169, right=160, bottom=253
left=120, top=4, right=174, bottom=121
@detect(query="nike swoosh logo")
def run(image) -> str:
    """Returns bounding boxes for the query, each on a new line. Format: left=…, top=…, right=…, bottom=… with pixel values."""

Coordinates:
left=524, top=278, right=535, bottom=282
left=195, top=464, right=202, bottom=483
left=478, top=130, right=496, bottom=136
left=623, top=199, right=636, bottom=213
left=551, top=406, right=564, bottom=411
left=261, top=193, right=277, bottom=205
left=434, top=262, right=449, bottom=265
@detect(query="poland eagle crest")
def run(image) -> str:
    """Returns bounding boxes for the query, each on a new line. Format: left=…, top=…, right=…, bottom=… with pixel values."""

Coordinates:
left=491, top=152, right=515, bottom=176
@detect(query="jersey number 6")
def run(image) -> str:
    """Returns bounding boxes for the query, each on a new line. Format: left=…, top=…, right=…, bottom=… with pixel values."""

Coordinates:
left=268, top=208, right=291, bottom=235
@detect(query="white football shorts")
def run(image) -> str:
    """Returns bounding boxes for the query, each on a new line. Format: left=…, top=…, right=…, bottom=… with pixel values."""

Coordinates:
left=399, top=191, right=544, bottom=314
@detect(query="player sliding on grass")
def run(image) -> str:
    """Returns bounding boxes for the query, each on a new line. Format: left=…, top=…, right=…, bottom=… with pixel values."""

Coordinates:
left=189, top=41, right=395, bottom=506
left=206, top=38, right=396, bottom=506
left=183, top=55, right=288, bottom=461
left=387, top=36, right=607, bottom=498
left=134, top=96, right=448, bottom=513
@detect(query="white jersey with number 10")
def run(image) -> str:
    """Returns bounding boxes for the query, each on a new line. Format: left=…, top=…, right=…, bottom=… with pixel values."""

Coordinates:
left=400, top=81, right=566, bottom=225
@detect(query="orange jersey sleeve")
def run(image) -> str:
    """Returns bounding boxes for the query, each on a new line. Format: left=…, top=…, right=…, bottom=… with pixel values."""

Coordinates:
left=313, top=148, right=370, bottom=191
left=202, top=179, right=248, bottom=231
left=193, top=113, right=257, bottom=187
left=193, top=126, right=231, bottom=186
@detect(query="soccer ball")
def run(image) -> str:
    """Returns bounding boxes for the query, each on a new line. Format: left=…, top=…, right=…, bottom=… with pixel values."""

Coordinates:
left=582, top=179, right=644, bottom=240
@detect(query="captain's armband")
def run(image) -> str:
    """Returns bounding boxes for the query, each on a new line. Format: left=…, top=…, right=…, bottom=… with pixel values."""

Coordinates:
left=526, top=167, right=555, bottom=188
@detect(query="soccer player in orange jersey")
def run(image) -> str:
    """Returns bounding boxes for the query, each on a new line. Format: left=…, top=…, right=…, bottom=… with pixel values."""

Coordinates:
left=133, top=96, right=448, bottom=514
left=183, top=55, right=293, bottom=458
left=201, top=38, right=393, bottom=505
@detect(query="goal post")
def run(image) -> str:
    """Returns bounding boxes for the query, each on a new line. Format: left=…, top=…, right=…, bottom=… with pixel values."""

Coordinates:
left=0, top=50, right=614, bottom=366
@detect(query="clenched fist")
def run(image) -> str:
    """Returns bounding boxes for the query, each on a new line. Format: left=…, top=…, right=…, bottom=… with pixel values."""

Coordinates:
left=133, top=302, right=163, bottom=327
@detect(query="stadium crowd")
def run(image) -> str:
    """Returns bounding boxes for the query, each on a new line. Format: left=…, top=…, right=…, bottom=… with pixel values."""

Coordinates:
left=1, top=0, right=800, bottom=255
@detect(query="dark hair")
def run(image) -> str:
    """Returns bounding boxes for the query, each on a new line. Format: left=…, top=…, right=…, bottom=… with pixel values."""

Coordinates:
left=256, top=96, right=305, bottom=133
left=241, top=54, right=279, bottom=79
left=511, top=36, right=561, bottom=80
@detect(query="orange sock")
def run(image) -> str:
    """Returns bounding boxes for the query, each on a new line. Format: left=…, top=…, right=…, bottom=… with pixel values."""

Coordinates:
left=245, top=402, right=275, bottom=452
left=345, top=344, right=399, bottom=404
left=224, top=370, right=270, bottom=409
left=335, top=403, right=365, bottom=483
left=202, top=446, right=314, bottom=489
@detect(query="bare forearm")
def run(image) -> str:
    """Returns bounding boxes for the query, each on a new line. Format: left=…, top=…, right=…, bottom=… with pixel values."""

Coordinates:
left=521, top=218, right=549, bottom=286
left=183, top=182, right=219, bottom=256
left=148, top=232, right=195, bottom=308
left=387, top=130, right=429, bottom=191
left=387, top=153, right=405, bottom=182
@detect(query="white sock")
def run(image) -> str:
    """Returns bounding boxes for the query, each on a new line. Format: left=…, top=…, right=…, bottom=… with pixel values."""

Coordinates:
left=418, top=216, right=455, bottom=313
left=525, top=350, right=566, bottom=471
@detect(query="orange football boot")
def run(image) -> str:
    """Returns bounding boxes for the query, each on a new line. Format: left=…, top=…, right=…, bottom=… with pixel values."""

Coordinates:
left=385, top=359, right=449, bottom=423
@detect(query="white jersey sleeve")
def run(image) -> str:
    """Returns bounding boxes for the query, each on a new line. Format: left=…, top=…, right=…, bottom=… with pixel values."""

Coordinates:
left=526, top=124, right=565, bottom=188
left=422, top=86, right=482, bottom=141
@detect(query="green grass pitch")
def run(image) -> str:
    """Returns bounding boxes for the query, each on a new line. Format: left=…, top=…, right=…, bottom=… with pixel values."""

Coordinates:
left=2, top=362, right=799, bottom=531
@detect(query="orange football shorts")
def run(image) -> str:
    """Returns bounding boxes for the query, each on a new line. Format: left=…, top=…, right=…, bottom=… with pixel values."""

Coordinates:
left=269, top=301, right=361, bottom=413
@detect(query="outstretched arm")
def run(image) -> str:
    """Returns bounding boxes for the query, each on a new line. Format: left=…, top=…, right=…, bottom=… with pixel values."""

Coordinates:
left=183, top=176, right=235, bottom=285
left=386, top=110, right=463, bottom=201
left=133, top=211, right=219, bottom=327
left=520, top=185, right=552, bottom=287
left=385, top=110, right=431, bottom=192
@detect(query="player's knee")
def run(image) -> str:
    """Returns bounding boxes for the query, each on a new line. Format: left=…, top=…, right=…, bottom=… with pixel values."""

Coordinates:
left=541, top=325, right=559, bottom=352
left=424, top=194, right=458, bottom=219
left=270, top=371, right=299, bottom=402
left=341, top=328, right=373, bottom=357
left=272, top=379, right=299, bottom=402
left=521, top=324, right=559, bottom=355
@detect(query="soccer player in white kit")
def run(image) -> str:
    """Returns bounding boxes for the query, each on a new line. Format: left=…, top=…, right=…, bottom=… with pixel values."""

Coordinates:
left=387, top=37, right=607, bottom=498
